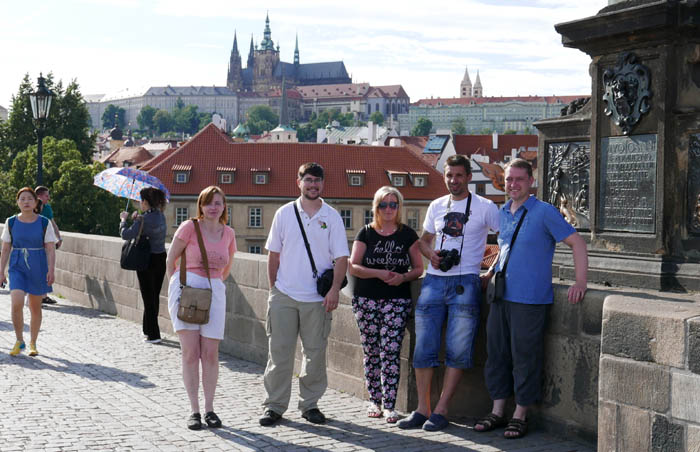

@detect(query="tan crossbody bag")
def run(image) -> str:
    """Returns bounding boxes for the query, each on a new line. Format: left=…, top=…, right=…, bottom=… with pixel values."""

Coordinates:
left=176, top=220, right=213, bottom=324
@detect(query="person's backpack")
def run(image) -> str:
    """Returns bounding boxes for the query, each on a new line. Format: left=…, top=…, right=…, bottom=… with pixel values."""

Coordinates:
left=7, top=215, right=49, bottom=246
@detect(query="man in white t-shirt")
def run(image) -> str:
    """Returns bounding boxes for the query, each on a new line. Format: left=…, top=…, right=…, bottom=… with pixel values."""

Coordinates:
left=398, top=154, right=499, bottom=432
left=259, top=162, right=350, bottom=427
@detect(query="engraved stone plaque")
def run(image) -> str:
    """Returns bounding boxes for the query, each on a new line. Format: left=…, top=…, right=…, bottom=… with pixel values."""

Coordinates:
left=546, top=141, right=590, bottom=229
left=599, top=134, right=657, bottom=232
left=689, top=133, right=700, bottom=234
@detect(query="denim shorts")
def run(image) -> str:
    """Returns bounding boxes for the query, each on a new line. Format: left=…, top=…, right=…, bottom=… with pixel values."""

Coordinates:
left=413, top=273, right=481, bottom=369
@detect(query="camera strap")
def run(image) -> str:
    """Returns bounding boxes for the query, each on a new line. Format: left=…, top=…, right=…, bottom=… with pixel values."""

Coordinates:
left=500, top=207, right=528, bottom=274
left=293, top=202, right=319, bottom=279
left=439, top=193, right=472, bottom=254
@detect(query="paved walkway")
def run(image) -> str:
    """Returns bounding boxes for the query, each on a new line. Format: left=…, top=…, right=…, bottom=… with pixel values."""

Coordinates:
left=0, top=290, right=594, bottom=452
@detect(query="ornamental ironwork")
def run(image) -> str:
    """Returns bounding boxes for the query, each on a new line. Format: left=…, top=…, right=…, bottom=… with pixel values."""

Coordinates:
left=546, top=141, right=590, bottom=229
left=602, top=52, right=652, bottom=135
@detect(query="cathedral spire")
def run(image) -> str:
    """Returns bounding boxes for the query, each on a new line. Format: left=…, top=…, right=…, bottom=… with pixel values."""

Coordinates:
left=294, top=33, right=300, bottom=65
left=473, top=70, right=483, bottom=98
left=460, top=65, right=472, bottom=98
left=260, top=12, right=275, bottom=51
left=227, top=30, right=243, bottom=91
left=247, top=34, right=254, bottom=68
left=232, top=30, right=239, bottom=57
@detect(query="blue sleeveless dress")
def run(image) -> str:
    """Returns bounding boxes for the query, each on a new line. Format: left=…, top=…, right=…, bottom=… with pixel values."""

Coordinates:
left=8, top=216, right=52, bottom=295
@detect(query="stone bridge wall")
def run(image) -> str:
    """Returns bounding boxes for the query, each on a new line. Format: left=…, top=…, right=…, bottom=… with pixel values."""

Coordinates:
left=2, top=226, right=613, bottom=442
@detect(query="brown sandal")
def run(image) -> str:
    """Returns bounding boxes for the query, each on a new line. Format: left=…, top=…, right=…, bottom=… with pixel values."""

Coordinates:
left=474, top=413, right=507, bottom=432
left=504, top=418, right=528, bottom=439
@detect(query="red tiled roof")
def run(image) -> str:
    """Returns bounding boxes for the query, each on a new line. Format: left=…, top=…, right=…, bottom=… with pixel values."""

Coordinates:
left=413, top=95, right=587, bottom=107
left=383, top=136, right=438, bottom=167
left=482, top=244, right=499, bottom=269
left=140, top=147, right=177, bottom=171
left=372, top=85, right=409, bottom=98
left=101, top=146, right=154, bottom=168
left=149, top=123, right=446, bottom=200
left=477, top=161, right=505, bottom=192
left=266, top=88, right=303, bottom=100
left=296, top=83, right=370, bottom=100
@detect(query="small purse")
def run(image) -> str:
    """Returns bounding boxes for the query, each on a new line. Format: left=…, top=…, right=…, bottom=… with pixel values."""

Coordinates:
left=293, top=204, right=347, bottom=297
left=120, top=218, right=151, bottom=271
left=176, top=220, right=213, bottom=324
left=486, top=209, right=527, bottom=304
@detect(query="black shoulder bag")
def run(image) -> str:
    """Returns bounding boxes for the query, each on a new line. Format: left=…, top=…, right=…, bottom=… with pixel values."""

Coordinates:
left=120, top=218, right=151, bottom=271
left=486, top=208, right=527, bottom=304
left=293, top=203, right=348, bottom=297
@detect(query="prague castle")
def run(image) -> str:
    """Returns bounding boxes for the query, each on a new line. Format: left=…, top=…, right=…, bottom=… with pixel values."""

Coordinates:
left=226, top=13, right=351, bottom=93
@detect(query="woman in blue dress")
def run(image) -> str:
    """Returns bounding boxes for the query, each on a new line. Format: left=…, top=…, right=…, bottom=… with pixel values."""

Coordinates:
left=0, top=187, right=58, bottom=356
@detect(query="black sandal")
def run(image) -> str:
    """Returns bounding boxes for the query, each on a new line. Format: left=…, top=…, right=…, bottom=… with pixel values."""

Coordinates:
left=204, top=411, right=222, bottom=428
left=187, top=413, right=202, bottom=430
left=474, top=413, right=507, bottom=432
left=504, top=418, right=528, bottom=439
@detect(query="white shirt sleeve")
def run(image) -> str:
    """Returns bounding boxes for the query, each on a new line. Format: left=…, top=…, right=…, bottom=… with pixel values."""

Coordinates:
left=1, top=225, right=9, bottom=243
left=486, top=202, right=500, bottom=233
left=422, top=200, right=438, bottom=235
left=44, top=222, right=58, bottom=243
left=329, top=211, right=350, bottom=259
left=265, top=207, right=284, bottom=253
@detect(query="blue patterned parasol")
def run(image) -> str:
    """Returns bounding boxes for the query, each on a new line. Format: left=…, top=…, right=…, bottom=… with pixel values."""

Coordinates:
left=94, top=167, right=170, bottom=208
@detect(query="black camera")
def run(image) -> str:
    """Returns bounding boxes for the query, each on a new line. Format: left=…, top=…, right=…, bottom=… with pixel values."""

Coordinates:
left=437, top=249, right=460, bottom=272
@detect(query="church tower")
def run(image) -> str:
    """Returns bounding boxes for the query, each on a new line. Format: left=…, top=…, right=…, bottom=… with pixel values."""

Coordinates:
left=226, top=31, right=243, bottom=91
left=253, top=13, right=281, bottom=92
left=247, top=34, right=255, bottom=71
left=473, top=70, right=483, bottom=98
left=460, top=65, right=472, bottom=98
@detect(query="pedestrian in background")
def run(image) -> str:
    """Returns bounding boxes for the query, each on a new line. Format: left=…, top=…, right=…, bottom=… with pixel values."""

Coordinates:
left=0, top=187, right=58, bottom=356
left=348, top=186, right=423, bottom=423
left=35, top=186, right=61, bottom=305
left=166, top=186, right=236, bottom=430
left=120, top=187, right=167, bottom=343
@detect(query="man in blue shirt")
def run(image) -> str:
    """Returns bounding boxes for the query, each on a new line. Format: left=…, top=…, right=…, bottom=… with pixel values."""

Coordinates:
left=36, top=186, right=62, bottom=305
left=474, top=158, right=588, bottom=439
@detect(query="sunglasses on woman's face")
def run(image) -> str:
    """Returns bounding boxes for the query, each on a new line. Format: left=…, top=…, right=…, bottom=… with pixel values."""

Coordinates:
left=378, top=201, right=399, bottom=210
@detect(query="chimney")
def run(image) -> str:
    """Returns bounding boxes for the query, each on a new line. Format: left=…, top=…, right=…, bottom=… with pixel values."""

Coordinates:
left=492, top=132, right=498, bottom=150
left=368, top=121, right=376, bottom=143
left=512, top=148, right=517, bottom=160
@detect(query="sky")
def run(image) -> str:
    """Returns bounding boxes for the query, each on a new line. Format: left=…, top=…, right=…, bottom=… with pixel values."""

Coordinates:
left=0, top=0, right=605, bottom=111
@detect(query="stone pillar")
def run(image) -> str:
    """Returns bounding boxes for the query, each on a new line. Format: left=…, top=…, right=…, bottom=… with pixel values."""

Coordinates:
left=536, top=0, right=700, bottom=291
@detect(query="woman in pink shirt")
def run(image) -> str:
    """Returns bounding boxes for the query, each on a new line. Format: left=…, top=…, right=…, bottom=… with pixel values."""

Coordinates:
left=166, top=186, right=237, bottom=431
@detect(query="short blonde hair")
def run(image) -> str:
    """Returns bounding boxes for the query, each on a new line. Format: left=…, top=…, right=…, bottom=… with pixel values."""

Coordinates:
left=196, top=186, right=228, bottom=225
left=370, top=186, right=404, bottom=231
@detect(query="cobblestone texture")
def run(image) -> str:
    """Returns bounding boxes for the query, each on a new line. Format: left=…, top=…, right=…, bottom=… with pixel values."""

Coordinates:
left=0, top=291, right=594, bottom=451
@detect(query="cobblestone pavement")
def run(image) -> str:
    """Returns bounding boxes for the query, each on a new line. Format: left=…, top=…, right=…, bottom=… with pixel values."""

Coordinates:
left=0, top=291, right=595, bottom=451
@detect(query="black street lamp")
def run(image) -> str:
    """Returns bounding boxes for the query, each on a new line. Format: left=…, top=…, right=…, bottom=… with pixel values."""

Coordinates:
left=29, top=73, right=54, bottom=186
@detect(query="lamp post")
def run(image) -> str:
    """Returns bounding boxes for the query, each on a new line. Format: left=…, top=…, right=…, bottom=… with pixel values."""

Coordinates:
left=29, top=73, right=54, bottom=186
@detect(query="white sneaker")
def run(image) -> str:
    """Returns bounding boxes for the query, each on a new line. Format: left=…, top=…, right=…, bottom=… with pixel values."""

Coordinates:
left=144, top=338, right=162, bottom=344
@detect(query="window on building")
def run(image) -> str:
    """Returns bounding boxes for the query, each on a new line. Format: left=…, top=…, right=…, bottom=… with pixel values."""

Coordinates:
left=226, top=207, right=232, bottom=226
left=255, top=173, right=268, bottom=184
left=413, top=176, right=426, bottom=187
left=392, top=175, right=405, bottom=187
left=350, top=175, right=362, bottom=186
left=220, top=173, right=233, bottom=184
left=248, top=207, right=262, bottom=228
left=248, top=245, right=262, bottom=254
left=476, top=183, right=486, bottom=195
left=364, top=209, right=373, bottom=225
left=406, top=209, right=419, bottom=230
left=340, top=209, right=352, bottom=229
left=175, top=172, right=188, bottom=183
left=175, top=207, right=189, bottom=226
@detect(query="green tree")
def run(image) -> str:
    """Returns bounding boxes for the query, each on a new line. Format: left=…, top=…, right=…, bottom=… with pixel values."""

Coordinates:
left=0, top=170, right=18, bottom=222
left=503, top=129, right=518, bottom=135
left=369, top=111, right=384, bottom=126
left=10, top=137, right=82, bottom=190
left=153, top=110, right=173, bottom=135
left=102, top=104, right=126, bottom=129
left=0, top=73, right=96, bottom=167
left=411, top=118, right=433, bottom=136
left=137, top=105, right=157, bottom=133
left=245, top=105, right=279, bottom=135
left=451, top=118, right=467, bottom=135
left=198, top=112, right=212, bottom=131
left=52, top=160, right=122, bottom=236
left=173, top=104, right=201, bottom=135
left=479, top=128, right=493, bottom=135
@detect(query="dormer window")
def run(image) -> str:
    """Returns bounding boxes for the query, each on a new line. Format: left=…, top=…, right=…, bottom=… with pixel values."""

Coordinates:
left=392, top=175, right=405, bottom=187
left=346, top=170, right=366, bottom=187
left=217, top=167, right=236, bottom=185
left=172, top=164, right=192, bottom=184
left=252, top=168, right=270, bottom=185
left=413, top=176, right=426, bottom=187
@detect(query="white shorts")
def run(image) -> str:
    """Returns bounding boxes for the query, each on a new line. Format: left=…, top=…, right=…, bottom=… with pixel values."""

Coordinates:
left=168, top=272, right=226, bottom=340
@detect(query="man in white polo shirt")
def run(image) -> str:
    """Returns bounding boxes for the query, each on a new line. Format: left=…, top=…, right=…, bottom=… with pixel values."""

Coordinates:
left=259, top=162, right=349, bottom=427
